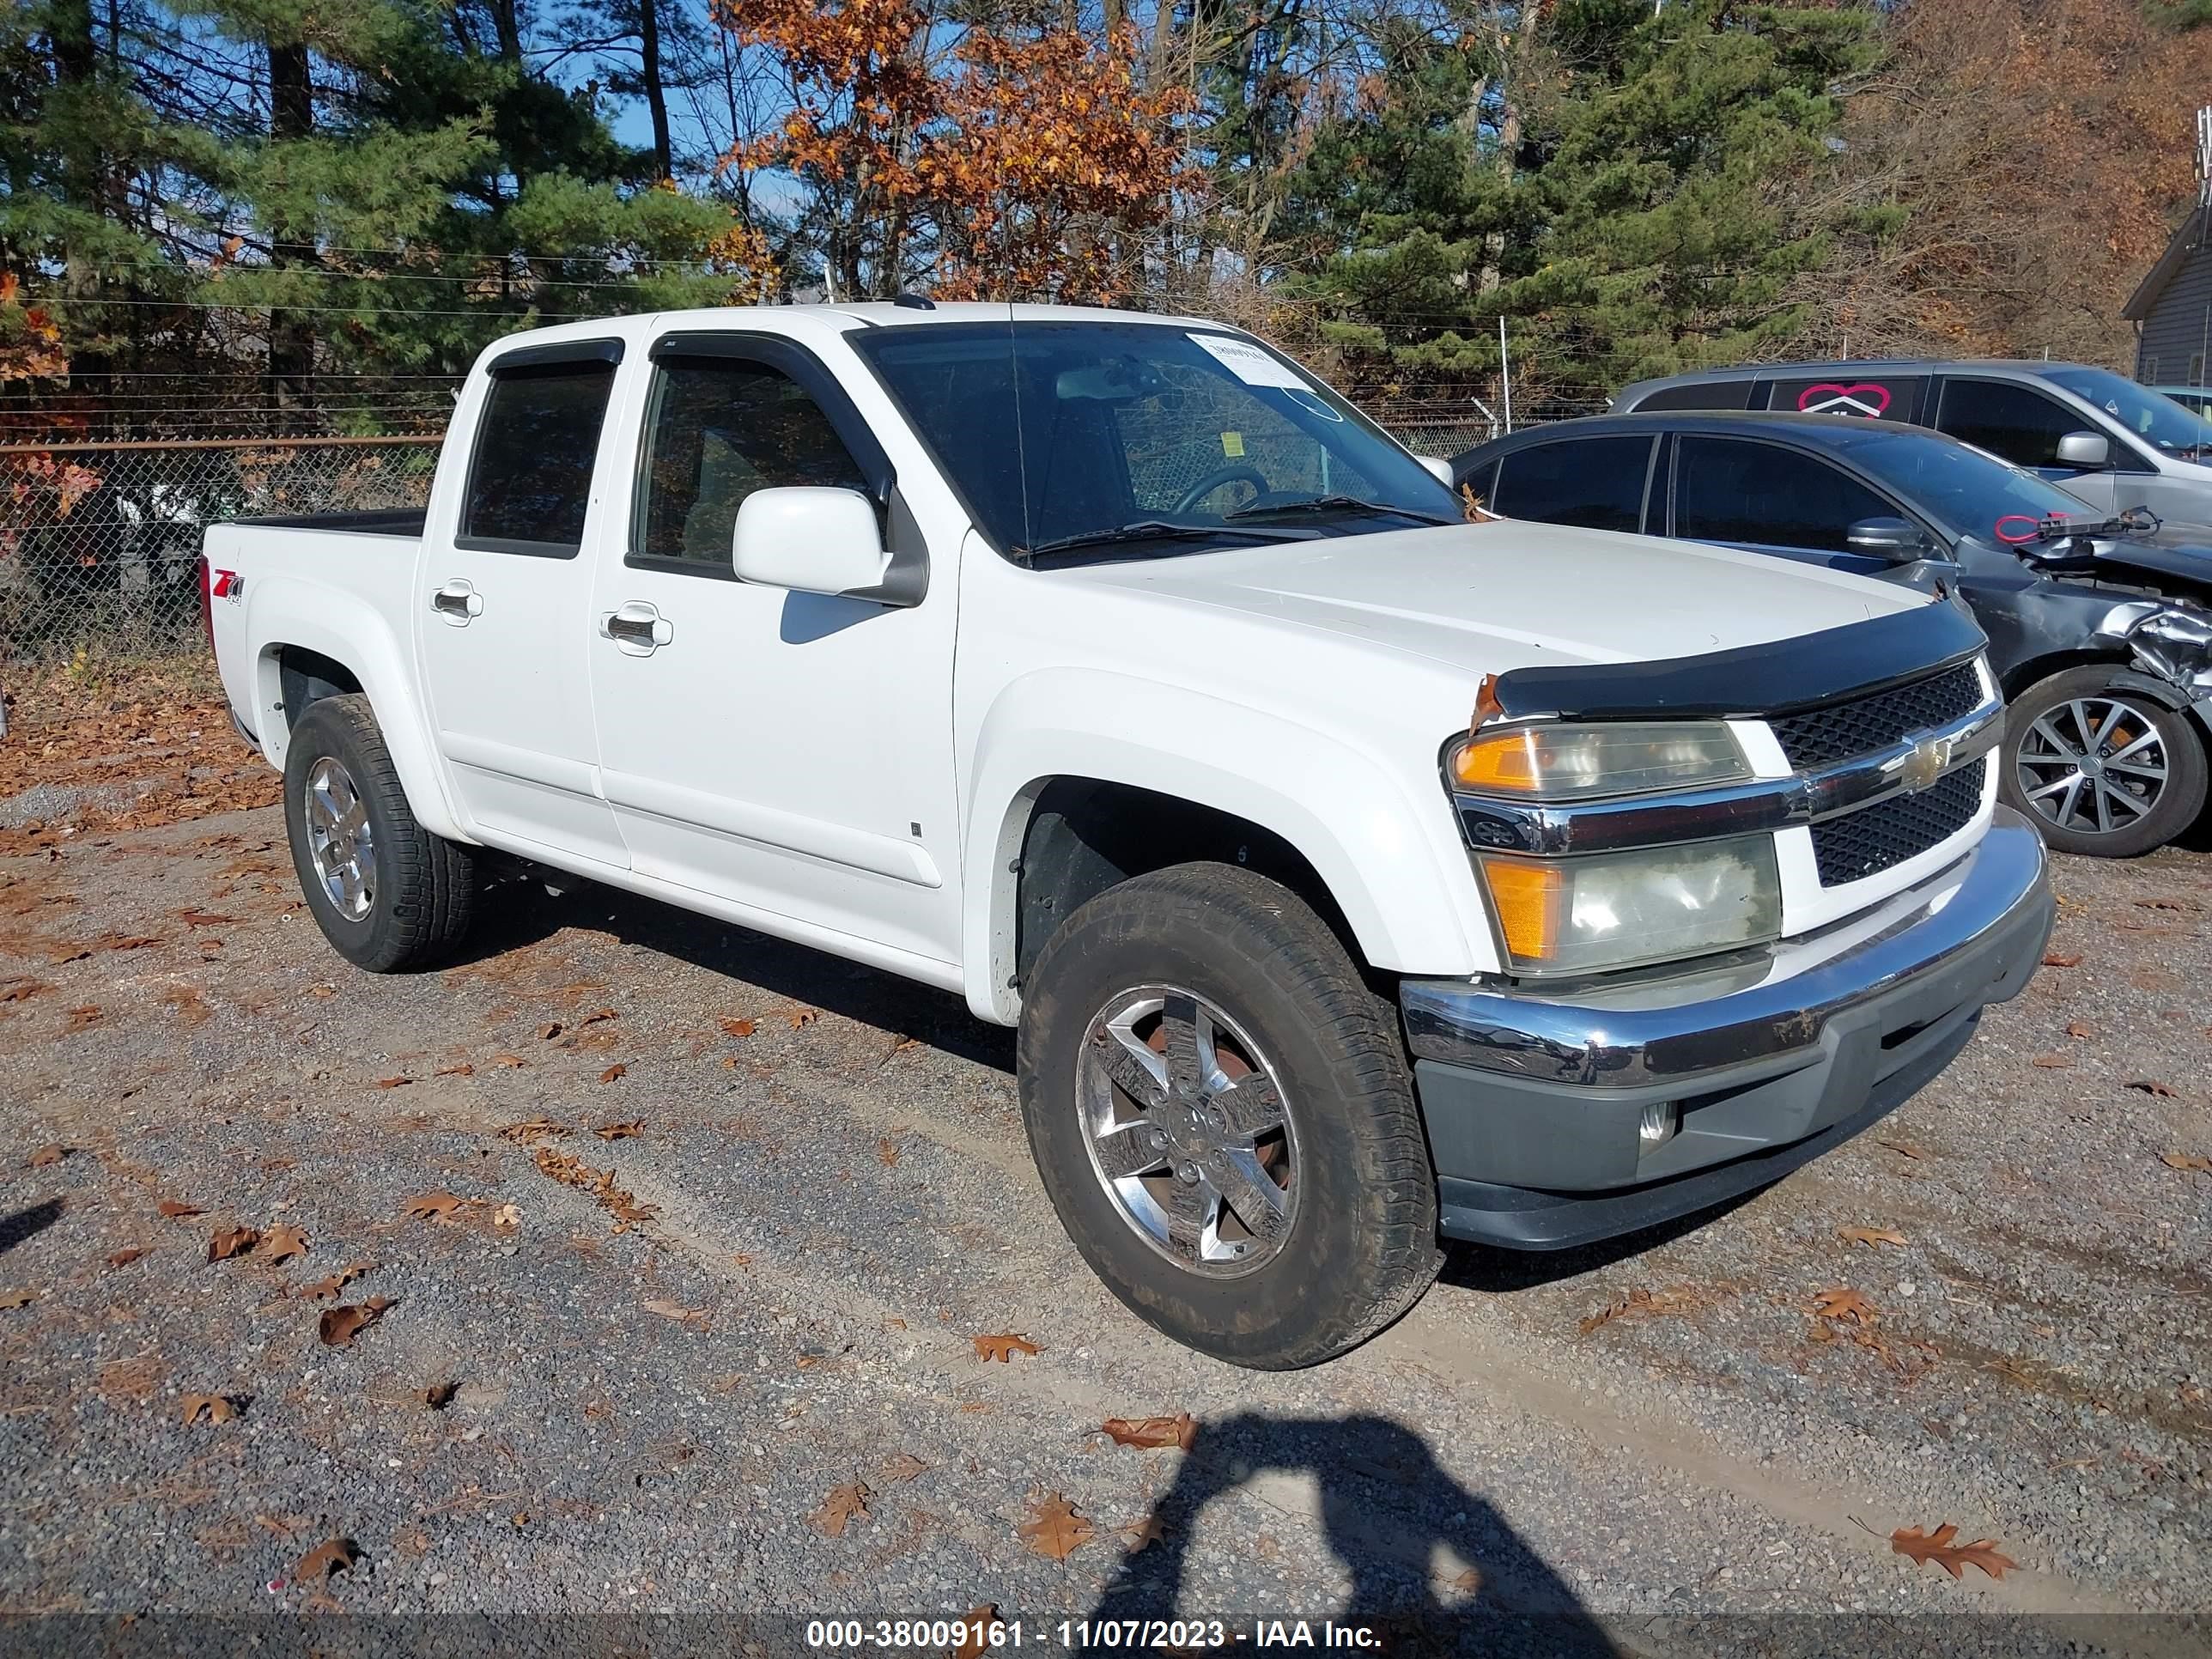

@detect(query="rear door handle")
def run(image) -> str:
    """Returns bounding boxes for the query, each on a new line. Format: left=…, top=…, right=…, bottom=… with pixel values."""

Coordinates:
left=600, top=600, right=673, bottom=656
left=431, top=580, right=483, bottom=624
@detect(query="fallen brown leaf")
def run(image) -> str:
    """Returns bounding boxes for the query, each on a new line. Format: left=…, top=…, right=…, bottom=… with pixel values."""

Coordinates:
left=319, top=1297, right=392, bottom=1347
left=785, top=1006, right=819, bottom=1030
left=719, top=1018, right=755, bottom=1039
left=498, top=1116, right=564, bottom=1141
left=2029, top=1054, right=2073, bottom=1070
left=293, top=1536, right=360, bottom=1584
left=1890, top=1522, right=2017, bottom=1580
left=0, top=977, right=52, bottom=1001
left=1100, top=1413, right=1197, bottom=1450
left=881, top=1453, right=929, bottom=1483
left=1018, top=1492, right=1094, bottom=1560
left=1811, top=1286, right=1878, bottom=1325
left=2065, top=1020, right=2094, bottom=1039
left=156, top=1199, right=204, bottom=1219
left=811, top=1481, right=871, bottom=1537
left=973, top=1333, right=1041, bottom=1363
left=295, top=1261, right=374, bottom=1301
left=1119, top=1516, right=1165, bottom=1554
left=420, top=1381, right=458, bottom=1410
left=953, top=1607, right=1000, bottom=1659
left=179, top=1393, right=240, bottom=1425
left=878, top=1138, right=900, bottom=1167
left=593, top=1119, right=641, bottom=1139
left=2041, top=951, right=2083, bottom=968
left=1577, top=1285, right=1708, bottom=1335
left=64, top=1005, right=101, bottom=1031
left=263, top=1224, right=309, bottom=1264
left=537, top=1022, right=562, bottom=1042
left=434, top=1062, right=474, bottom=1078
left=206, top=1225, right=259, bottom=1262
left=375, top=1076, right=413, bottom=1089
left=598, top=1064, right=627, bottom=1085
left=106, top=1247, right=150, bottom=1269
left=403, top=1191, right=464, bottom=1222
left=27, top=1143, right=66, bottom=1168
left=1875, top=1138, right=1925, bottom=1160
left=1838, top=1226, right=1908, bottom=1249
left=1, top=1287, right=40, bottom=1310
left=579, top=1006, right=619, bottom=1026
left=2160, top=1152, right=2212, bottom=1174
left=2126, top=1079, right=2180, bottom=1097
left=643, top=1297, right=708, bottom=1328
left=491, top=1054, right=526, bottom=1068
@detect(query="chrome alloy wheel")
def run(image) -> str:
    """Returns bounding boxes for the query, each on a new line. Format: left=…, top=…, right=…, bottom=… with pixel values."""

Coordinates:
left=1076, top=986, right=1298, bottom=1277
left=2014, top=696, right=2169, bottom=838
left=302, top=755, right=376, bottom=921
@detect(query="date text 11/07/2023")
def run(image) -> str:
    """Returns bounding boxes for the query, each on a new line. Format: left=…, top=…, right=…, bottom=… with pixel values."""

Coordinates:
left=804, top=1618, right=1386, bottom=1650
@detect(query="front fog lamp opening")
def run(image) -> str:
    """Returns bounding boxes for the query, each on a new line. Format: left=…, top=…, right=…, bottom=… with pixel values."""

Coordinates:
left=1449, top=720, right=1753, bottom=800
left=1474, top=834, right=1783, bottom=977
left=1638, top=1100, right=1679, bottom=1151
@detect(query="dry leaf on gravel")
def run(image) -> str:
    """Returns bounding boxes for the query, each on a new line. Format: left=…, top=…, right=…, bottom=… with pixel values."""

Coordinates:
left=972, top=1333, right=1041, bottom=1363
left=499, top=1117, right=565, bottom=1142
left=420, top=1381, right=459, bottom=1411
left=593, top=1119, right=641, bottom=1139
left=878, top=1139, right=900, bottom=1167
left=642, top=1297, right=708, bottom=1328
left=811, top=1481, right=871, bottom=1537
left=493, top=1203, right=521, bottom=1229
left=1101, top=1414, right=1197, bottom=1450
left=64, top=1005, right=100, bottom=1031
left=492, top=1054, right=526, bottom=1068
left=598, top=1064, right=627, bottom=1085
left=881, top=1453, right=929, bottom=1483
left=295, top=1262, right=374, bottom=1301
left=537, top=1023, right=562, bottom=1042
left=1875, top=1139, right=1925, bottom=1160
left=953, top=1608, right=1000, bottom=1659
left=107, top=1247, right=150, bottom=1268
left=1811, top=1287, right=1878, bottom=1324
left=1890, top=1522, right=2017, bottom=1580
left=318, top=1297, right=392, bottom=1347
left=2030, top=1054, right=2073, bottom=1069
left=1838, top=1227, right=1908, bottom=1249
left=579, top=1007, right=618, bottom=1026
left=2134, top=896, right=2194, bottom=911
left=293, top=1536, right=360, bottom=1583
left=1018, top=1493, right=1095, bottom=1560
left=27, top=1143, right=66, bottom=1167
left=374, top=1076, right=413, bottom=1089
left=0, top=977, right=52, bottom=1002
left=2065, top=1021, right=2094, bottom=1039
left=0, top=1288, right=39, bottom=1310
left=2041, top=951, right=2083, bottom=968
left=179, top=1393, right=240, bottom=1425
left=785, top=1006, right=820, bottom=1030
left=403, top=1191, right=464, bottom=1222
left=156, top=1199, right=204, bottom=1219
left=1577, top=1285, right=1707, bottom=1336
left=434, top=1062, right=474, bottom=1078
left=263, top=1224, right=309, bottom=1264
left=1119, top=1516, right=1165, bottom=1554
left=206, top=1225, right=259, bottom=1262
left=720, top=1018, right=755, bottom=1039
left=2160, top=1152, right=2212, bottom=1174
left=2126, top=1079, right=2180, bottom=1097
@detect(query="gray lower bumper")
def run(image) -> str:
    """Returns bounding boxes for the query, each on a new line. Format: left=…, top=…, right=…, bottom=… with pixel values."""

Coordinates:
left=1400, top=809, right=2054, bottom=1250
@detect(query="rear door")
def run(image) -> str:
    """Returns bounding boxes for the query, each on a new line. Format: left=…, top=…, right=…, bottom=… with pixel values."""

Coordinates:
left=1931, top=376, right=2122, bottom=515
left=416, top=340, right=628, bottom=866
left=1668, top=435, right=1916, bottom=579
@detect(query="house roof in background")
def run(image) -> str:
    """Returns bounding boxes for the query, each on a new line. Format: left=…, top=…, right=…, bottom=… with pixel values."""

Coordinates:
left=2124, top=205, right=2210, bottom=321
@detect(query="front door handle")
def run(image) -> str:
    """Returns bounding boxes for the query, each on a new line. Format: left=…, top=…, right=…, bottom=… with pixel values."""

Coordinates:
left=431, top=580, right=483, bottom=624
left=600, top=600, right=673, bottom=656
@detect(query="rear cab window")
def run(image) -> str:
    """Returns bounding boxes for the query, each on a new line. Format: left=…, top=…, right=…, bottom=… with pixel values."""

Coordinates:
left=1489, top=436, right=1655, bottom=532
left=1628, top=380, right=1755, bottom=412
left=460, top=349, right=622, bottom=556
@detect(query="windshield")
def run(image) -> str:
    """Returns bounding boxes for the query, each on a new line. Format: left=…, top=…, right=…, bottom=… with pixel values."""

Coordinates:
left=1841, top=428, right=2094, bottom=540
left=2039, top=366, right=2212, bottom=459
left=848, top=320, right=1462, bottom=559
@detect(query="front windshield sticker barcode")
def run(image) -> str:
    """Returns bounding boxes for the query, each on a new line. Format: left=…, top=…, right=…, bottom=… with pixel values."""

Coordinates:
left=1187, top=331, right=1314, bottom=391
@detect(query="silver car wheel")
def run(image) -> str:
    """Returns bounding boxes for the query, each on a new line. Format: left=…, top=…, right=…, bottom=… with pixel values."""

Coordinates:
left=1075, top=985, right=1298, bottom=1278
left=302, top=755, right=376, bottom=921
left=2014, top=696, right=2169, bottom=838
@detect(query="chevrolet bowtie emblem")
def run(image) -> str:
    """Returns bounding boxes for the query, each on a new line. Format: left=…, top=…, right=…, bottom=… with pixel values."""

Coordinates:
left=1899, top=733, right=1951, bottom=793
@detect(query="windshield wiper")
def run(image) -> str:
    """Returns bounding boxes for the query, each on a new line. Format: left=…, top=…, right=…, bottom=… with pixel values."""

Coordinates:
left=1224, top=494, right=1459, bottom=526
left=1017, top=521, right=1279, bottom=564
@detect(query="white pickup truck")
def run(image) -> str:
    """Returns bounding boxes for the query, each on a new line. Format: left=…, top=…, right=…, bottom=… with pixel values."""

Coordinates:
left=203, top=303, right=2054, bottom=1368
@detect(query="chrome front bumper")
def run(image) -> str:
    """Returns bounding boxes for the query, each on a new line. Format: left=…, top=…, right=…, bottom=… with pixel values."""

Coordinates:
left=1401, top=809, right=2054, bottom=1248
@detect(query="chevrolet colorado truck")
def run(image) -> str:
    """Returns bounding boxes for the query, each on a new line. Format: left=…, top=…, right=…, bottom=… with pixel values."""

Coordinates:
left=202, top=304, right=2055, bottom=1369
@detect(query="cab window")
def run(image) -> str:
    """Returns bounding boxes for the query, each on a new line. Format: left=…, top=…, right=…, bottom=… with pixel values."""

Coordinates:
left=1672, top=437, right=1895, bottom=554
left=1934, top=380, right=2086, bottom=470
left=1489, top=436, right=1653, bottom=532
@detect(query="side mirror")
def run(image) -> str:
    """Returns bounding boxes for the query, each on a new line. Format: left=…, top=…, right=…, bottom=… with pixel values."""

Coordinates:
left=732, top=487, right=900, bottom=601
left=2055, top=430, right=2111, bottom=469
left=1417, top=456, right=1455, bottom=485
left=1845, top=515, right=1935, bottom=558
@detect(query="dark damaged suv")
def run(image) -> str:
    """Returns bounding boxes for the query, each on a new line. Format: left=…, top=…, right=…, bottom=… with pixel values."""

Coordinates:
left=1451, top=411, right=2212, bottom=856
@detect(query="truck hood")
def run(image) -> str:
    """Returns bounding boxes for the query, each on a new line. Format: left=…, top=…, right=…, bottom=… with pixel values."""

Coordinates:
left=1066, top=520, right=1926, bottom=675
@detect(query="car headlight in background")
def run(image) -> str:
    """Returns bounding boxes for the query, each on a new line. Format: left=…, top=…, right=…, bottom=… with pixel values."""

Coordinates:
left=1447, top=720, right=1753, bottom=799
left=1474, top=835, right=1782, bottom=975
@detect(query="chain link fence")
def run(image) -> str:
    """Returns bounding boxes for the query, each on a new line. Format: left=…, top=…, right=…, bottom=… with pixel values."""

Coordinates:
left=0, top=409, right=1523, bottom=665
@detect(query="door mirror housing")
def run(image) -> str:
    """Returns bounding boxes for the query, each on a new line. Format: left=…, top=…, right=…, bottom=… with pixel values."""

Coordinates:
left=732, top=487, right=907, bottom=603
left=1845, top=515, right=1936, bottom=558
left=1417, top=455, right=1455, bottom=485
left=2055, top=429, right=2112, bottom=469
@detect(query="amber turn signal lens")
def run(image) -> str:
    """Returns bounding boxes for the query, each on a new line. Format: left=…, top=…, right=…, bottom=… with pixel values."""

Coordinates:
left=1476, top=857, right=1565, bottom=963
left=1452, top=729, right=1541, bottom=793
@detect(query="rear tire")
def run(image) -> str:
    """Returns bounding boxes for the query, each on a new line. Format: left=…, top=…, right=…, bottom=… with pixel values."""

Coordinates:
left=1017, top=862, right=1439, bottom=1369
left=283, top=694, right=477, bottom=971
left=1999, top=666, right=2207, bottom=858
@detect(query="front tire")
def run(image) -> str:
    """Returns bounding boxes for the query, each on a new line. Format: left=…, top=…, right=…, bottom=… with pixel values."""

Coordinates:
left=2000, top=666, right=2207, bottom=857
left=1017, top=862, right=1439, bottom=1369
left=283, top=694, right=477, bottom=971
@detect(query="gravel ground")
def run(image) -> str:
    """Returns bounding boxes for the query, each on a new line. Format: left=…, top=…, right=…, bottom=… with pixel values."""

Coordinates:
left=0, top=804, right=2207, bottom=1656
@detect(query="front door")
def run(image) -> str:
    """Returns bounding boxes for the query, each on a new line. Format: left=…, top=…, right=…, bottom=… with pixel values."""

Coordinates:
left=585, top=336, right=963, bottom=968
left=1669, top=435, right=1935, bottom=584
left=1931, top=377, right=2123, bottom=517
left=416, top=343, right=629, bottom=866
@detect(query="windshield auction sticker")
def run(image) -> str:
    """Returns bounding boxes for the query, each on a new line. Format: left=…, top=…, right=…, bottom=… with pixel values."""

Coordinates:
left=1188, top=332, right=1314, bottom=391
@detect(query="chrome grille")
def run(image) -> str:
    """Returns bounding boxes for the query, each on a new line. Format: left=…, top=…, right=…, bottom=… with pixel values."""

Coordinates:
left=1771, top=663, right=1984, bottom=771
left=1810, top=760, right=1985, bottom=886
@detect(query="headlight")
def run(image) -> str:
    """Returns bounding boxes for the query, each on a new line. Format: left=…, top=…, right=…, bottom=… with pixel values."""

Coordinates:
left=1475, top=835, right=1782, bottom=975
left=1448, top=721, right=1752, bottom=799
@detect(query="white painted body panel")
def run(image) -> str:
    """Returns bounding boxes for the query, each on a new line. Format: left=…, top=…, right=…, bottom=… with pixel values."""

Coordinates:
left=204, top=302, right=1963, bottom=1027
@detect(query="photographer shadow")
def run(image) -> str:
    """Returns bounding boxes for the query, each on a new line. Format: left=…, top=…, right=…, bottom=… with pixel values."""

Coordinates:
left=1085, top=1412, right=1619, bottom=1656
